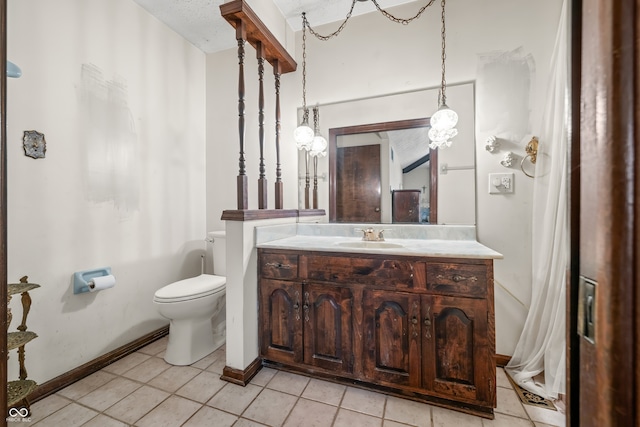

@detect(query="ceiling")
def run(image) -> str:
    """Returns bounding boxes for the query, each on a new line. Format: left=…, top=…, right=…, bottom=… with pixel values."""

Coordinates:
left=132, top=0, right=417, bottom=53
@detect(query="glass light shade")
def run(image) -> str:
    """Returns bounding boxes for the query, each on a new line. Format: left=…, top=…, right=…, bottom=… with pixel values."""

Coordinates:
left=310, top=134, right=327, bottom=156
left=7, top=61, right=22, bottom=78
left=430, top=104, right=458, bottom=130
left=294, top=122, right=314, bottom=150
left=428, top=126, right=458, bottom=142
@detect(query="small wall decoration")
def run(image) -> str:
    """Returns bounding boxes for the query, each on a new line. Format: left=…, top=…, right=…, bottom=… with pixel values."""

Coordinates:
left=23, top=130, right=46, bottom=159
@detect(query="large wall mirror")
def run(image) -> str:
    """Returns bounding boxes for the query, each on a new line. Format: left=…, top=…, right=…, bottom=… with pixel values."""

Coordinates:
left=329, top=118, right=438, bottom=223
left=299, top=82, right=476, bottom=225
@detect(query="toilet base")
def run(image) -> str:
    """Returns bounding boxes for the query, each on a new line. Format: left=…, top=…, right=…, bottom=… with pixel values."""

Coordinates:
left=164, top=316, right=225, bottom=365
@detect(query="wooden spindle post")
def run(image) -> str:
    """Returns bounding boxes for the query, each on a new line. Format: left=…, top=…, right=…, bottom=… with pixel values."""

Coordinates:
left=257, top=42, right=267, bottom=209
left=236, top=22, right=248, bottom=210
left=304, top=151, right=310, bottom=209
left=274, top=61, right=283, bottom=209
left=313, top=155, right=318, bottom=209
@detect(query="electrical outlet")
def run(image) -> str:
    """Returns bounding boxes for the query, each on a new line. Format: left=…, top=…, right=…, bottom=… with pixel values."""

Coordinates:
left=488, top=173, right=514, bottom=194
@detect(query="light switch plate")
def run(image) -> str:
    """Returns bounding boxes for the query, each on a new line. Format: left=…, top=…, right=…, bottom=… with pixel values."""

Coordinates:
left=488, top=173, right=514, bottom=194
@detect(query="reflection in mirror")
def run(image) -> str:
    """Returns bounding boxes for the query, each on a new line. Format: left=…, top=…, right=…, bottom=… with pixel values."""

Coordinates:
left=329, top=118, right=437, bottom=224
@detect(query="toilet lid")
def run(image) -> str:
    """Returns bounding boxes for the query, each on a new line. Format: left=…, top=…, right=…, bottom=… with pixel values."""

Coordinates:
left=154, top=274, right=226, bottom=302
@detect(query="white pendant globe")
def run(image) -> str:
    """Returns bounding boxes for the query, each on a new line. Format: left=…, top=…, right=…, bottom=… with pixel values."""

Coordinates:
left=310, top=134, right=327, bottom=155
left=428, top=126, right=458, bottom=143
left=294, top=124, right=314, bottom=150
left=430, top=104, right=458, bottom=130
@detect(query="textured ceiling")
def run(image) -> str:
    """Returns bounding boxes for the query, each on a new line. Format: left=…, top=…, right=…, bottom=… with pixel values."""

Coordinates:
left=132, top=0, right=417, bottom=53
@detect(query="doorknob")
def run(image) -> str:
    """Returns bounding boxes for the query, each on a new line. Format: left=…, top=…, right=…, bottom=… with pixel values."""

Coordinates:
left=375, top=207, right=380, bottom=212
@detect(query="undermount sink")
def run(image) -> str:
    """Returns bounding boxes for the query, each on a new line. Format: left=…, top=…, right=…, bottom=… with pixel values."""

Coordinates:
left=336, top=241, right=404, bottom=249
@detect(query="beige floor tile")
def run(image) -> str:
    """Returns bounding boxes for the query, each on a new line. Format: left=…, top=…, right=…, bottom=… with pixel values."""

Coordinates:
left=121, top=356, right=171, bottom=383
left=104, top=385, right=170, bottom=425
left=102, top=352, right=152, bottom=375
left=524, top=405, right=565, bottom=427
left=135, top=395, right=201, bottom=427
left=176, top=370, right=227, bottom=403
left=242, top=388, right=298, bottom=427
left=207, top=383, right=262, bottom=415
left=190, top=349, right=221, bottom=370
left=82, top=414, right=129, bottom=427
left=234, top=419, right=270, bottom=427
left=148, top=365, right=201, bottom=393
left=383, top=421, right=413, bottom=427
left=494, top=387, right=528, bottom=419
left=283, top=397, right=338, bottom=427
left=432, top=406, right=482, bottom=427
left=482, top=413, right=535, bottom=427
left=138, top=336, right=169, bottom=356
left=56, top=371, right=117, bottom=401
left=302, top=378, right=346, bottom=406
left=535, top=423, right=560, bottom=427
left=266, top=371, right=310, bottom=396
left=29, top=394, right=72, bottom=422
left=182, top=406, right=238, bottom=427
left=496, top=368, right=513, bottom=389
left=33, top=403, right=98, bottom=427
left=384, top=396, right=431, bottom=427
left=250, top=367, right=277, bottom=387
left=341, top=386, right=386, bottom=418
left=77, top=377, right=141, bottom=411
left=205, top=355, right=227, bottom=374
left=333, top=408, right=383, bottom=427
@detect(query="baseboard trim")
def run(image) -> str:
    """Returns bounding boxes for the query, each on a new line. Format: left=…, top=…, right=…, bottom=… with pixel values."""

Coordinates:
left=29, top=325, right=169, bottom=403
left=495, top=354, right=512, bottom=367
left=221, top=357, right=262, bottom=386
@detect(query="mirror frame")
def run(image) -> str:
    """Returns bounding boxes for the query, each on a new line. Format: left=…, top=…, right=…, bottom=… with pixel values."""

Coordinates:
left=328, top=117, right=438, bottom=224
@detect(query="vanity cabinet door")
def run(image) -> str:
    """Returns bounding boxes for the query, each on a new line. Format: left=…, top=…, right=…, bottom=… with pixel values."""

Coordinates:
left=422, top=295, right=495, bottom=406
left=302, top=283, right=354, bottom=374
left=363, top=290, right=421, bottom=388
left=259, top=279, right=303, bottom=364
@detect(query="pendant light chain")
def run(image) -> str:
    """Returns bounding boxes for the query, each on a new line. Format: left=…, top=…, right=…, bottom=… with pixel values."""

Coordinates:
left=370, top=0, right=436, bottom=25
left=304, top=0, right=435, bottom=41
left=439, top=0, right=447, bottom=106
left=301, top=14, right=309, bottom=122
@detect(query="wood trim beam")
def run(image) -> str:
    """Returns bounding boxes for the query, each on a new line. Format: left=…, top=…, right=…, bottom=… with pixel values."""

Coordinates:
left=402, top=153, right=430, bottom=174
left=220, top=0, right=296, bottom=74
left=221, top=209, right=325, bottom=222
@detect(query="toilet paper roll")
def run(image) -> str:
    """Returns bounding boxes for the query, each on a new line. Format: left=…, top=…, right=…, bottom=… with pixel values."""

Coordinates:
left=88, top=274, right=116, bottom=292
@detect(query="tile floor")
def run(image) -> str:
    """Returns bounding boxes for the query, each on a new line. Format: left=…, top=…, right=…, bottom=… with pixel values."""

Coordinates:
left=20, top=337, right=567, bottom=427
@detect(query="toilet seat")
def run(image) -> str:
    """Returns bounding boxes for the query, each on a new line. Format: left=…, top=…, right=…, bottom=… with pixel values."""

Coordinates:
left=154, top=274, right=226, bottom=303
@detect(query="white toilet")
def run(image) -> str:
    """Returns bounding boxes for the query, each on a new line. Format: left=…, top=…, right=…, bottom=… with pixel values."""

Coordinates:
left=153, top=231, right=226, bottom=365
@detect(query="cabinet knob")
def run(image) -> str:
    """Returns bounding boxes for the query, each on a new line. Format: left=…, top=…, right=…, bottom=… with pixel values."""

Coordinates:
left=411, top=317, right=418, bottom=325
left=375, top=207, right=380, bottom=212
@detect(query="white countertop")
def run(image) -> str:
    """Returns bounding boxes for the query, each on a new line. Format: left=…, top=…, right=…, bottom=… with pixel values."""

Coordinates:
left=256, top=234, right=503, bottom=259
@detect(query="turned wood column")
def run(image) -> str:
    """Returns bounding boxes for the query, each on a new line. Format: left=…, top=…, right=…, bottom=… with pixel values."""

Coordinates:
left=236, top=22, right=248, bottom=210
left=257, top=42, right=267, bottom=209
left=274, top=61, right=283, bottom=209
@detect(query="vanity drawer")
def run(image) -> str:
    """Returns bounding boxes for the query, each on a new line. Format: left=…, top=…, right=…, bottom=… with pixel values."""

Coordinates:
left=306, top=255, right=421, bottom=288
left=427, top=262, right=487, bottom=298
left=260, top=253, right=299, bottom=280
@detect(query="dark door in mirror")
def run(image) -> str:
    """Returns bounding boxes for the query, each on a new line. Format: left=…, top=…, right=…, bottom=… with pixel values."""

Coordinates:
left=392, top=190, right=420, bottom=223
left=336, top=144, right=381, bottom=222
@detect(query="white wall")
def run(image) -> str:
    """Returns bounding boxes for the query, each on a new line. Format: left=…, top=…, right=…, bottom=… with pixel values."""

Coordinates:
left=7, top=0, right=206, bottom=383
left=207, top=0, right=561, bottom=355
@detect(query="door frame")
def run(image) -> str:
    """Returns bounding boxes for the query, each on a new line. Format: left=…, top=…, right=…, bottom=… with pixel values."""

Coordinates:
left=328, top=118, right=437, bottom=223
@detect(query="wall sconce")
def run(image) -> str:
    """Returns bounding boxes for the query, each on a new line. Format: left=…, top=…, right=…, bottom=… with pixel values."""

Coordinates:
left=485, top=135, right=500, bottom=152
left=500, top=151, right=514, bottom=168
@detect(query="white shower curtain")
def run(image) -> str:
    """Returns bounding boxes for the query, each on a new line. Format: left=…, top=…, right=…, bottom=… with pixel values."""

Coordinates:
left=505, top=0, right=568, bottom=400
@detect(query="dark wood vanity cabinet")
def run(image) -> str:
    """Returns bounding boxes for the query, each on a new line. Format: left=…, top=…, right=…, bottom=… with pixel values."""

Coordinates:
left=258, top=249, right=496, bottom=418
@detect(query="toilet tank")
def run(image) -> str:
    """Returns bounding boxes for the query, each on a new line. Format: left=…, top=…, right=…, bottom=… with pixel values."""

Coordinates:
left=208, top=231, right=226, bottom=276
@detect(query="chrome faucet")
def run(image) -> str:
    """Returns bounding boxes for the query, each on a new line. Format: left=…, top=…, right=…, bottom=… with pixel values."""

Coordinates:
left=355, top=227, right=386, bottom=242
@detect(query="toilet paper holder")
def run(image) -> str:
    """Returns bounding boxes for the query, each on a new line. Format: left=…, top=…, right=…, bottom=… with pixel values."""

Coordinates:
left=73, top=267, right=113, bottom=294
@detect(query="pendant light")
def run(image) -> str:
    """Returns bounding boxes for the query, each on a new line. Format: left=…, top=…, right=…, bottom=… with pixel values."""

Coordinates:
left=310, top=105, right=327, bottom=157
left=294, top=13, right=314, bottom=150
left=429, top=0, right=458, bottom=149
